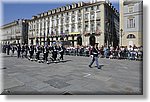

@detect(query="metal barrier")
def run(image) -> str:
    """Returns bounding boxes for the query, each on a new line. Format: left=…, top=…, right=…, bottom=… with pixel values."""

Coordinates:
left=64, top=50, right=143, bottom=61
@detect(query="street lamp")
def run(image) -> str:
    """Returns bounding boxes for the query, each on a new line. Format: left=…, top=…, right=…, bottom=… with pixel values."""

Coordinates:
left=120, top=29, right=123, bottom=47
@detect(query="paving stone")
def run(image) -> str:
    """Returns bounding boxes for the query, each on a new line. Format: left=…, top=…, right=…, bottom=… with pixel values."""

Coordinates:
left=44, top=78, right=71, bottom=89
left=3, top=77, right=24, bottom=89
left=1, top=85, right=40, bottom=95
left=26, top=81, right=50, bottom=91
left=2, top=54, right=142, bottom=95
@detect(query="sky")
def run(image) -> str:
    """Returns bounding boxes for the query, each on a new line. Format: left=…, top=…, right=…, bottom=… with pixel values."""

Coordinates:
left=2, top=0, right=119, bottom=25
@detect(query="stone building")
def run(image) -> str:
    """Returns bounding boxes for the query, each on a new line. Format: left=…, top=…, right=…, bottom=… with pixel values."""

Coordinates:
left=120, top=0, right=143, bottom=47
left=1, top=19, right=29, bottom=45
left=28, top=0, right=119, bottom=47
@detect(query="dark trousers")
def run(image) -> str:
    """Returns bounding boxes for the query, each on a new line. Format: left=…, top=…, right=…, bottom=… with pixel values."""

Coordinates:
left=7, top=49, right=10, bottom=55
left=60, top=53, right=64, bottom=60
left=36, top=52, right=40, bottom=60
left=21, top=51, right=24, bottom=58
left=52, top=52, right=57, bottom=61
left=17, top=51, right=21, bottom=58
left=29, top=51, right=34, bottom=59
left=43, top=53, right=48, bottom=61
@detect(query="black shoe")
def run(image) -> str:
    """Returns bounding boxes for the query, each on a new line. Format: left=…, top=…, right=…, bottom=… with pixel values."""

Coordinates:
left=89, top=65, right=92, bottom=68
left=98, top=66, right=101, bottom=69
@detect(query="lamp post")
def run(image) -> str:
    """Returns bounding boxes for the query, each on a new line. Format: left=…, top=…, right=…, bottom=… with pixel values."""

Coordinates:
left=120, top=29, right=123, bottom=47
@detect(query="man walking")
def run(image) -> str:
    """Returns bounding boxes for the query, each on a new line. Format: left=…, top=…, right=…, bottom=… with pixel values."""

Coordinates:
left=51, top=42, right=58, bottom=62
left=58, top=42, right=65, bottom=60
left=24, top=44, right=29, bottom=58
left=17, top=43, right=21, bottom=58
left=43, top=44, right=49, bottom=63
left=29, top=43, right=34, bottom=60
left=35, top=44, right=41, bottom=62
left=21, top=43, right=25, bottom=58
left=89, top=43, right=101, bottom=69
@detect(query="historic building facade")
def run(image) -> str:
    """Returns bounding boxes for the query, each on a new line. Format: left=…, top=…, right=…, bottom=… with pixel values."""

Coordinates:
left=1, top=19, right=29, bottom=45
left=120, top=0, right=143, bottom=47
left=28, top=0, right=119, bottom=47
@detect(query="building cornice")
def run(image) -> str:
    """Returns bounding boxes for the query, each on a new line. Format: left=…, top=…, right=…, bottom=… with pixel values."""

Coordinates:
left=29, top=1, right=119, bottom=21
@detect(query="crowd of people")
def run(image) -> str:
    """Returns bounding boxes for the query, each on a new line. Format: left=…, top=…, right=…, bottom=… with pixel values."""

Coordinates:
left=1, top=42, right=65, bottom=64
left=65, top=44, right=143, bottom=61
left=1, top=42, right=143, bottom=64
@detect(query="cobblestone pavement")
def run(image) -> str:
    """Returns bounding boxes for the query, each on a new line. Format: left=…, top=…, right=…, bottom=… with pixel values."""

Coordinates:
left=0, top=53, right=143, bottom=95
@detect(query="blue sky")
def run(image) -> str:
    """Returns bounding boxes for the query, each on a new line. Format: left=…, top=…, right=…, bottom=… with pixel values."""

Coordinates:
left=2, top=0, right=119, bottom=25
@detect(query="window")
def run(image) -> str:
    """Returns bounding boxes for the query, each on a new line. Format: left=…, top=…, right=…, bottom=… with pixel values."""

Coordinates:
left=85, top=23, right=88, bottom=31
left=85, top=7, right=88, bottom=11
left=91, top=6, right=94, bottom=10
left=128, top=6, right=134, bottom=13
left=97, top=5, right=100, bottom=10
left=97, top=22, right=100, bottom=27
left=91, top=23, right=94, bottom=32
left=72, top=11, right=74, bottom=14
left=96, top=12, right=100, bottom=18
left=91, top=14, right=95, bottom=19
left=85, top=13, right=89, bottom=19
left=71, top=25, right=75, bottom=32
left=78, top=25, right=81, bottom=29
left=56, top=19, right=59, bottom=24
left=78, top=16, right=81, bottom=21
left=78, top=9, right=81, bottom=13
left=72, top=16, right=75, bottom=21
left=127, top=18, right=135, bottom=28
left=127, top=34, right=136, bottom=39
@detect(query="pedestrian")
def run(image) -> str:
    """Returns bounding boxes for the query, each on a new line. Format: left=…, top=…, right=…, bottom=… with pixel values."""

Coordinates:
left=35, top=44, right=41, bottom=62
left=24, top=44, right=29, bottom=58
left=16, top=43, right=21, bottom=58
left=29, top=43, right=34, bottom=60
left=6, top=43, right=11, bottom=55
left=21, top=44, right=25, bottom=58
left=11, top=44, right=15, bottom=57
left=89, top=43, right=101, bottom=69
left=58, top=42, right=65, bottom=60
left=51, top=42, right=58, bottom=62
left=43, top=44, right=49, bottom=63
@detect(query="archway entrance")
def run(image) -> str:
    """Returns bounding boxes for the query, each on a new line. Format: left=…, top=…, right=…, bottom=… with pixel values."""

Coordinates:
left=77, top=36, right=82, bottom=46
left=47, top=37, right=50, bottom=45
left=36, top=38, right=39, bottom=45
left=89, top=35, right=96, bottom=46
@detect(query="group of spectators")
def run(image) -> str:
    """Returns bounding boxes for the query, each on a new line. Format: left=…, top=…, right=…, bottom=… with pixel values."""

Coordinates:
left=64, top=45, right=143, bottom=61
left=1, top=43, right=143, bottom=61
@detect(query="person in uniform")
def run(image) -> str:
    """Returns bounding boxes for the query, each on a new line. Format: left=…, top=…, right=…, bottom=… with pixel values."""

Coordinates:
left=24, top=44, right=29, bottom=58
left=21, top=44, right=25, bottom=58
left=17, top=43, right=21, bottom=58
left=51, top=42, right=58, bottom=62
left=58, top=42, right=65, bottom=60
left=29, top=43, right=34, bottom=60
left=89, top=43, right=101, bottom=69
left=35, top=44, right=41, bottom=62
left=42, top=44, right=49, bottom=63
left=6, top=43, right=11, bottom=55
left=11, top=44, right=15, bottom=57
